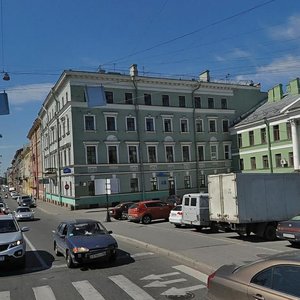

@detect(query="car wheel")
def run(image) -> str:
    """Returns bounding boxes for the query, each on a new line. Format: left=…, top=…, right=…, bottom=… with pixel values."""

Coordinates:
left=66, top=250, right=75, bottom=268
left=263, top=224, right=277, bottom=241
left=174, top=224, right=181, bottom=228
left=54, top=242, right=62, bottom=256
left=142, top=215, right=152, bottom=224
left=289, top=241, right=300, bottom=247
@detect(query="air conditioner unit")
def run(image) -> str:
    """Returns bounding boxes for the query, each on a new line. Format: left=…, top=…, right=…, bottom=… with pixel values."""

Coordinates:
left=280, top=159, right=287, bottom=166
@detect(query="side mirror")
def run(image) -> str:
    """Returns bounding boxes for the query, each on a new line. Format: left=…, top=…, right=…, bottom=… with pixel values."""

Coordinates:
left=21, top=227, right=29, bottom=232
left=108, top=230, right=113, bottom=234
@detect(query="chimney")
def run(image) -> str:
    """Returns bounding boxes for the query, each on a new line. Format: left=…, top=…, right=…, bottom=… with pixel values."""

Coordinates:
left=287, top=78, right=300, bottom=95
left=268, top=84, right=283, bottom=102
left=130, top=64, right=138, bottom=77
left=199, top=70, right=210, bottom=82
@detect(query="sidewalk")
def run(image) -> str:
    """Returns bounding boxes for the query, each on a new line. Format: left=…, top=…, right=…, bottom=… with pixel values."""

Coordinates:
left=36, top=199, right=215, bottom=277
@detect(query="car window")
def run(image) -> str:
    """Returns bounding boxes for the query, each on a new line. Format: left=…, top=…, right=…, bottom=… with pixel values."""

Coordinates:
left=251, top=267, right=272, bottom=288
left=172, top=205, right=182, bottom=211
left=145, top=202, right=160, bottom=208
left=272, top=265, right=300, bottom=297
left=0, top=220, right=18, bottom=233
left=69, top=222, right=105, bottom=236
left=184, top=198, right=189, bottom=206
left=190, top=198, right=197, bottom=206
left=17, top=207, right=31, bottom=212
left=291, top=215, right=300, bottom=221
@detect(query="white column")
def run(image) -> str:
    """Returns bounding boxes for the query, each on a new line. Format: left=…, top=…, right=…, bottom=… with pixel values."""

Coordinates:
left=291, top=119, right=300, bottom=170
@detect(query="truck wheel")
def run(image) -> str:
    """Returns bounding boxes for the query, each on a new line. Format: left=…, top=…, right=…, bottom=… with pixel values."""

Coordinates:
left=263, top=225, right=277, bottom=241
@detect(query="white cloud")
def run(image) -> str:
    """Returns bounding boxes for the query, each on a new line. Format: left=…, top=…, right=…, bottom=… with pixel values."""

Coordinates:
left=269, top=14, right=300, bottom=40
left=215, top=48, right=250, bottom=62
left=6, top=83, right=53, bottom=105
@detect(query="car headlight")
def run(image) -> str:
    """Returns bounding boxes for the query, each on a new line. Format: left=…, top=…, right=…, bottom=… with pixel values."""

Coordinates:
left=10, top=239, right=23, bottom=247
left=72, top=247, right=89, bottom=253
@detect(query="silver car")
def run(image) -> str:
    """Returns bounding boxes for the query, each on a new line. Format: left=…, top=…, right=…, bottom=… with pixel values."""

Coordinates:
left=14, top=206, right=35, bottom=221
left=0, top=214, right=29, bottom=267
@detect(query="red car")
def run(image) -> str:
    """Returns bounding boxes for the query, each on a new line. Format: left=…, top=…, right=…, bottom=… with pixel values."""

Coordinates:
left=127, top=200, right=174, bottom=224
left=109, top=202, right=135, bottom=220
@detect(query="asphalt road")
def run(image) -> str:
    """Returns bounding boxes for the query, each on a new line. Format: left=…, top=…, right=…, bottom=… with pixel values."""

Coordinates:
left=0, top=196, right=209, bottom=300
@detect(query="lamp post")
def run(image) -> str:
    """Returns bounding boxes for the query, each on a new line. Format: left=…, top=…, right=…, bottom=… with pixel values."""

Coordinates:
left=105, top=178, right=111, bottom=222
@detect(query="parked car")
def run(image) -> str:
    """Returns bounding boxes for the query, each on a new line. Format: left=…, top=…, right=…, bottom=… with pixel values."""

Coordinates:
left=14, top=206, right=35, bottom=221
left=206, top=250, right=300, bottom=299
left=0, top=202, right=9, bottom=214
left=0, top=214, right=29, bottom=267
left=169, top=205, right=184, bottom=227
left=128, top=200, right=174, bottom=224
left=109, top=202, right=134, bottom=220
left=52, top=219, right=118, bottom=268
left=276, top=215, right=300, bottom=246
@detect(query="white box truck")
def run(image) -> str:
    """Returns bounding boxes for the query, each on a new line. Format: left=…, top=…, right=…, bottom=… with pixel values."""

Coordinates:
left=181, top=193, right=218, bottom=231
left=208, top=173, right=300, bottom=240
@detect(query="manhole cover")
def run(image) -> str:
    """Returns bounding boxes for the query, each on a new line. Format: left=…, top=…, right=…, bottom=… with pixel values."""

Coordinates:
left=165, top=292, right=195, bottom=300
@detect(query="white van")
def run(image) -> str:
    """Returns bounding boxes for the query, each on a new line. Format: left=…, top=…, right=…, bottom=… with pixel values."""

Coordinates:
left=182, top=193, right=211, bottom=230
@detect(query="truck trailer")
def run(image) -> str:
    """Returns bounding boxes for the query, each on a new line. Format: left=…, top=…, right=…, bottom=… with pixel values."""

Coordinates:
left=208, top=173, right=300, bottom=240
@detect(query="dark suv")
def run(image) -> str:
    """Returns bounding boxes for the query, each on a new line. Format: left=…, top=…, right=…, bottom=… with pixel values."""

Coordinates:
left=127, top=200, right=174, bottom=224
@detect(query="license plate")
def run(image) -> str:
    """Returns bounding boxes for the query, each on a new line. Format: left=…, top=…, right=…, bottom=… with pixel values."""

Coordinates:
left=171, top=213, right=177, bottom=216
left=283, top=233, right=295, bottom=239
left=90, top=252, right=106, bottom=259
left=0, top=256, right=4, bottom=261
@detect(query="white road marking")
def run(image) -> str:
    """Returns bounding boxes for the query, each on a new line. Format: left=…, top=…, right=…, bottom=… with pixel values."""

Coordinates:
left=144, top=278, right=186, bottom=288
left=24, top=234, right=48, bottom=269
left=109, top=275, right=155, bottom=300
left=161, top=285, right=205, bottom=296
left=51, top=264, right=65, bottom=269
left=141, top=272, right=180, bottom=280
left=131, top=252, right=154, bottom=258
left=32, top=285, right=56, bottom=300
left=0, top=291, right=10, bottom=300
left=72, top=280, right=106, bottom=300
left=173, top=265, right=208, bottom=284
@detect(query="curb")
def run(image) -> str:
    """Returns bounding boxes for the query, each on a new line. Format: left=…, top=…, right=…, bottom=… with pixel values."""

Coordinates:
left=114, top=234, right=215, bottom=276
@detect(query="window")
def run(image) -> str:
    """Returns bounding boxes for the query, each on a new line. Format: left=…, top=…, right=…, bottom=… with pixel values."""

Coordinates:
left=287, top=122, right=292, bottom=139
left=198, top=145, right=205, bottom=161
left=130, top=178, right=139, bottom=192
left=222, top=120, right=229, bottom=132
left=151, top=177, right=158, bottom=191
left=196, top=119, right=203, bottom=132
left=126, top=117, right=136, bottom=131
left=108, top=146, right=118, bottom=164
left=165, top=146, right=174, bottom=162
left=239, top=158, right=244, bottom=170
left=147, top=146, right=157, bottom=163
left=105, top=91, right=113, bottom=104
left=162, top=95, right=169, bottom=106
left=210, top=145, right=217, bottom=160
left=208, top=98, right=214, bottom=109
left=180, top=119, right=188, bottom=132
left=273, top=125, right=280, bottom=141
left=251, top=268, right=272, bottom=288
left=182, top=146, right=190, bottom=162
left=86, top=145, right=97, bottom=164
left=289, top=152, right=294, bottom=167
left=209, top=120, right=216, bottom=132
left=224, top=144, right=231, bottom=159
left=221, top=98, right=227, bottom=109
left=84, top=115, right=95, bottom=131
left=275, top=153, right=282, bottom=167
left=128, top=145, right=138, bottom=163
left=125, top=93, right=133, bottom=104
left=194, top=96, right=201, bottom=108
left=262, top=155, right=269, bottom=169
left=261, top=128, right=266, bottom=144
left=163, top=118, right=172, bottom=132
left=145, top=117, right=155, bottom=132
left=238, top=134, right=242, bottom=148
left=184, top=176, right=191, bottom=189
left=179, top=96, right=185, bottom=107
left=144, top=94, right=151, bottom=105
left=200, top=175, right=206, bottom=188
left=249, top=131, right=254, bottom=146
left=250, top=157, right=256, bottom=169
left=106, top=116, right=116, bottom=131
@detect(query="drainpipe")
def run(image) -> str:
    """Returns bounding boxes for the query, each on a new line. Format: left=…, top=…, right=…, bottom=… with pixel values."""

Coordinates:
left=192, top=82, right=202, bottom=191
left=264, top=118, right=273, bottom=173
left=131, top=65, right=145, bottom=200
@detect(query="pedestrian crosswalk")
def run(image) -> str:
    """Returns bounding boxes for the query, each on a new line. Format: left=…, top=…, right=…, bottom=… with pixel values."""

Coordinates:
left=0, top=265, right=207, bottom=300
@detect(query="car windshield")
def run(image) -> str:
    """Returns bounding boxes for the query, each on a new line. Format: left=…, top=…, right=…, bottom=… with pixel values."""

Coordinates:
left=17, top=208, right=31, bottom=212
left=172, top=205, right=182, bottom=211
left=0, top=219, right=18, bottom=233
left=69, top=222, right=106, bottom=236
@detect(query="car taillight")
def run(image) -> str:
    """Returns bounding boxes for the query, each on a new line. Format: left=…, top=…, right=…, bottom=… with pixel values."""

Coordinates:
left=177, top=211, right=183, bottom=215
left=207, top=271, right=216, bottom=289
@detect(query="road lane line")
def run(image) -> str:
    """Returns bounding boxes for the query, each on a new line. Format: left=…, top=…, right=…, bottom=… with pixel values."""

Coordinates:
left=23, top=234, right=48, bottom=269
left=131, top=252, right=154, bottom=258
left=109, top=275, right=155, bottom=300
left=0, top=291, right=10, bottom=299
left=173, top=265, right=208, bottom=284
left=72, top=280, right=105, bottom=300
left=33, top=286, right=56, bottom=300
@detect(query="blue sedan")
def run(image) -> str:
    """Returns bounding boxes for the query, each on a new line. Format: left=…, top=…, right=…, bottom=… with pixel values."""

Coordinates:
left=52, top=219, right=118, bottom=268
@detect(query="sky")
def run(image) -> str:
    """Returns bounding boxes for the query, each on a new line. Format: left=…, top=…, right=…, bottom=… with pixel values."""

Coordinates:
left=0, top=0, right=299, bottom=175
